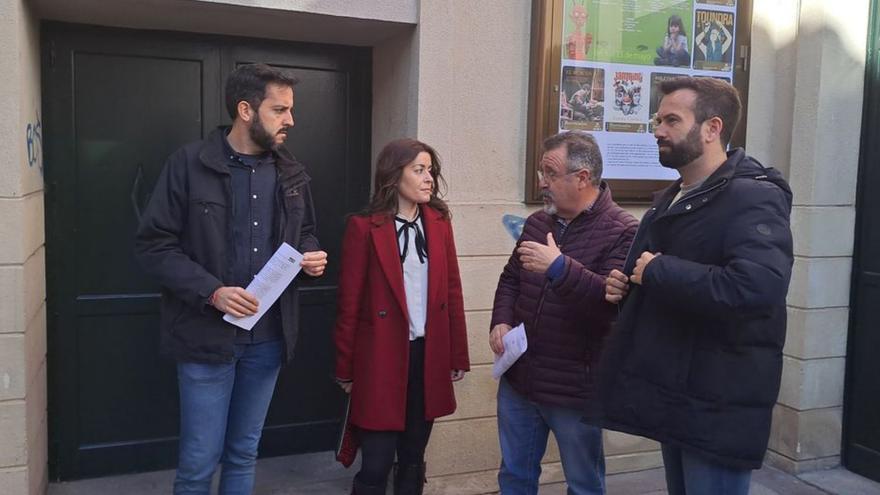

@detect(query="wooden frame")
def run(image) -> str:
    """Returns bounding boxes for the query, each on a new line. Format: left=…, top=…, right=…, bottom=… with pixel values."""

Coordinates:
left=525, top=0, right=753, bottom=204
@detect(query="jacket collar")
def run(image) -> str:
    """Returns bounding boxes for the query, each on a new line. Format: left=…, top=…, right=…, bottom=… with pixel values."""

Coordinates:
left=589, top=181, right=614, bottom=215
left=198, top=126, right=311, bottom=188
left=368, top=203, right=444, bottom=225
left=370, top=205, right=446, bottom=317
left=651, top=148, right=746, bottom=215
left=548, top=180, right=615, bottom=226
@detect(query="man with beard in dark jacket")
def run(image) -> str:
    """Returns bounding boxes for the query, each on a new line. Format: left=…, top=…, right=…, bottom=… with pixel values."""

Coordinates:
left=135, top=64, right=328, bottom=494
left=600, top=77, right=793, bottom=494
left=490, top=131, right=638, bottom=495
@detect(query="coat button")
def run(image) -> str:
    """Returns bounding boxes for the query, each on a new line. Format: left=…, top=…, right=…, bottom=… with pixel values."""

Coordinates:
left=378, top=310, right=387, bottom=318
left=685, top=204, right=692, bottom=210
left=440, top=303, right=447, bottom=310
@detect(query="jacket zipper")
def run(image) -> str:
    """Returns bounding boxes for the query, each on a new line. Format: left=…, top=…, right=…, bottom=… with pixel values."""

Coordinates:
left=532, top=219, right=573, bottom=329
left=526, top=217, right=577, bottom=396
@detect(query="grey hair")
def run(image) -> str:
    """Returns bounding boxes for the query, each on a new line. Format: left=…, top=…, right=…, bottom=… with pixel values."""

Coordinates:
left=542, top=131, right=603, bottom=186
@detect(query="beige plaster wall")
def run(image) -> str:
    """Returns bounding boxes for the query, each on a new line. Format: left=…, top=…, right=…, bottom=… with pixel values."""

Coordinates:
left=5, top=0, right=868, bottom=492
left=407, top=2, right=662, bottom=490
left=414, top=0, right=870, bottom=483
left=0, top=0, right=48, bottom=494
left=31, top=0, right=414, bottom=47
left=2, top=1, right=655, bottom=494
left=372, top=27, right=420, bottom=166
left=748, top=0, right=868, bottom=474
left=193, top=0, right=418, bottom=24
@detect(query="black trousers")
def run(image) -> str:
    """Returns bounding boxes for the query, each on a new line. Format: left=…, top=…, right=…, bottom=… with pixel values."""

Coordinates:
left=356, top=338, right=434, bottom=486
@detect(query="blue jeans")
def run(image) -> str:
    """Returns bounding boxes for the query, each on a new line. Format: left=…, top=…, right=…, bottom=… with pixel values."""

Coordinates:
left=497, top=378, right=605, bottom=495
left=174, top=340, right=283, bottom=495
left=661, top=444, right=752, bottom=495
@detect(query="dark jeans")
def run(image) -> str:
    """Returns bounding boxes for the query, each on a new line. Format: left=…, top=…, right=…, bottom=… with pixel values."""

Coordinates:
left=356, top=338, right=433, bottom=486
left=662, top=444, right=752, bottom=495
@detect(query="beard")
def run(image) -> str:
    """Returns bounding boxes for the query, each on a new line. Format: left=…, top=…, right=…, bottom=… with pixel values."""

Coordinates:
left=542, top=191, right=558, bottom=215
left=658, top=123, right=704, bottom=169
left=249, top=112, right=286, bottom=151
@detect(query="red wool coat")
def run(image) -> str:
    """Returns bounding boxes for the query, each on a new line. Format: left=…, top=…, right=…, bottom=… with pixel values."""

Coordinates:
left=334, top=205, right=470, bottom=431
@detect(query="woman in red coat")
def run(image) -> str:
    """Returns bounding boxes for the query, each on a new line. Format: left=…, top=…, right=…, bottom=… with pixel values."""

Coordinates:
left=334, top=138, right=470, bottom=495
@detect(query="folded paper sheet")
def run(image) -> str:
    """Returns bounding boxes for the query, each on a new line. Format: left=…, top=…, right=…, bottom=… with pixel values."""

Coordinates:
left=492, top=323, right=528, bottom=379
left=223, top=242, right=303, bottom=331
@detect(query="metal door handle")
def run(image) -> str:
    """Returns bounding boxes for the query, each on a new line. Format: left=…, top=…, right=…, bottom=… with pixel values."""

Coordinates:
left=131, top=163, right=144, bottom=222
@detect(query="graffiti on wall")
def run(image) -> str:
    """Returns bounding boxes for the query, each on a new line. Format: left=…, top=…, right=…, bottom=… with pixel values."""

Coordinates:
left=26, top=111, right=43, bottom=174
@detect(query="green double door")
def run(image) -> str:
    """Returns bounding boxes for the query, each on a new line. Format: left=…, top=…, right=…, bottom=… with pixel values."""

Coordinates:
left=43, top=22, right=371, bottom=480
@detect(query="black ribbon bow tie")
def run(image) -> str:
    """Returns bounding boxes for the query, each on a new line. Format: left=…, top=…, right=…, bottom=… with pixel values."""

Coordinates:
left=395, top=214, right=428, bottom=264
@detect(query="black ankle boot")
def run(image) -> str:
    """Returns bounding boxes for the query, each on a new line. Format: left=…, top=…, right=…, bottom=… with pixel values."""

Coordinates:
left=393, top=462, right=426, bottom=495
left=352, top=474, right=387, bottom=495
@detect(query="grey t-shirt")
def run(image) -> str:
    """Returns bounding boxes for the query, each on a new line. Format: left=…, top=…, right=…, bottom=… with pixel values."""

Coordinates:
left=669, top=177, right=708, bottom=209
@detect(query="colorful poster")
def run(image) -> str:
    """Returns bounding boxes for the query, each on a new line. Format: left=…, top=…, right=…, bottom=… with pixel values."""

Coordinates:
left=558, top=0, right=737, bottom=180
left=693, top=9, right=735, bottom=71
left=606, top=71, right=648, bottom=133
left=564, top=0, right=694, bottom=66
left=560, top=66, right=605, bottom=132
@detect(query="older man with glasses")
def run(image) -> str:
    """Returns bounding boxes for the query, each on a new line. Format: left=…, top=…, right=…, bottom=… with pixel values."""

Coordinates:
left=489, top=131, right=638, bottom=495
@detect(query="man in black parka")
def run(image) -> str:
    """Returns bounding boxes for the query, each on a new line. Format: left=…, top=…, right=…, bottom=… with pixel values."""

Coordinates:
left=135, top=64, right=328, bottom=494
left=598, top=77, right=793, bottom=494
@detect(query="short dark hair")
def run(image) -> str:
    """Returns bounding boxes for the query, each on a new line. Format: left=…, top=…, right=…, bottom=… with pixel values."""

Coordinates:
left=224, top=64, right=299, bottom=120
left=542, top=131, right=603, bottom=186
left=658, top=76, right=742, bottom=145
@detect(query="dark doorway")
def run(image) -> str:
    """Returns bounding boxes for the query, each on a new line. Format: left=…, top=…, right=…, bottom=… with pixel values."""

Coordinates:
left=43, top=22, right=371, bottom=480
left=844, top=1, right=880, bottom=483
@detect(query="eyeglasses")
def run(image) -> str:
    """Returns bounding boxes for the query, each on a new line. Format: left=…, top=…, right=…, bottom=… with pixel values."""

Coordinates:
left=536, top=168, right=580, bottom=184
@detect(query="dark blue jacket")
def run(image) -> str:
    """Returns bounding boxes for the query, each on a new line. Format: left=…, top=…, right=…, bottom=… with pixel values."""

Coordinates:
left=589, top=148, right=793, bottom=470
left=134, top=127, right=320, bottom=363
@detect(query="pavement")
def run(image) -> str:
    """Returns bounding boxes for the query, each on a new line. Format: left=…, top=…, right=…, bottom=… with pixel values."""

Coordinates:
left=48, top=450, right=880, bottom=495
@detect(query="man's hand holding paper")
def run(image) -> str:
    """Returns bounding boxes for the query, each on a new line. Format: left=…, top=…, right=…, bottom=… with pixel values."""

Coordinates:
left=491, top=323, right=528, bottom=379
left=211, top=287, right=259, bottom=318
left=222, top=243, right=305, bottom=330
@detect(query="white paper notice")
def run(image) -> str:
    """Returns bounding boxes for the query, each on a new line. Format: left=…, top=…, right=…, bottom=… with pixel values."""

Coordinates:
left=223, top=242, right=304, bottom=331
left=492, top=323, right=528, bottom=379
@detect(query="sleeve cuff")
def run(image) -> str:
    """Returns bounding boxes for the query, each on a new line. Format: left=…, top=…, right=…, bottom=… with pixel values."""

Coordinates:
left=546, top=255, right=565, bottom=281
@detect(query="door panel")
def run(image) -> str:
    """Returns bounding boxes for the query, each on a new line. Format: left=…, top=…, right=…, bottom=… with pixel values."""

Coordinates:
left=44, top=23, right=371, bottom=480
left=73, top=53, right=206, bottom=295
left=844, top=1, right=880, bottom=481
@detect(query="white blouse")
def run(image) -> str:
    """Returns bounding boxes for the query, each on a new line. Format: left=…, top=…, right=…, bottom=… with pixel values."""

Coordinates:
left=395, top=215, right=428, bottom=341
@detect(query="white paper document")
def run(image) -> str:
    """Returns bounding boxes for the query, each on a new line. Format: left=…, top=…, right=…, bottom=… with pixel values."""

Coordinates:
left=492, top=323, right=528, bottom=379
left=223, top=242, right=304, bottom=331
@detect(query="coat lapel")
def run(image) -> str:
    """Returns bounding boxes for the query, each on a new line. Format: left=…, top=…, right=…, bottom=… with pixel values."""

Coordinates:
left=371, top=214, right=409, bottom=315
left=421, top=205, right=445, bottom=307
